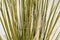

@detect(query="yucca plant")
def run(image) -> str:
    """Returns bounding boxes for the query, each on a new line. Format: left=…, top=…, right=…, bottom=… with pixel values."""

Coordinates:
left=0, top=0, right=60, bottom=40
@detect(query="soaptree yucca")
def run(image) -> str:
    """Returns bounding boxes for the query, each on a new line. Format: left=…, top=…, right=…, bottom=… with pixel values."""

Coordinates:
left=0, top=0, right=60, bottom=40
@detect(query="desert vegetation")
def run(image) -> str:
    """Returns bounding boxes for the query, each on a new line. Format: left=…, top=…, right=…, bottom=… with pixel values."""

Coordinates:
left=0, top=0, right=60, bottom=40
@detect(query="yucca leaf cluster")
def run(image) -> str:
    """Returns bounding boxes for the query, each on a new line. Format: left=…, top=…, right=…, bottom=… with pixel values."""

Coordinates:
left=0, top=0, right=60, bottom=40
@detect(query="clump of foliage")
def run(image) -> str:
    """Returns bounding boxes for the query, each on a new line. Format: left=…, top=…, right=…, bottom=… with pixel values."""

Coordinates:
left=0, top=0, right=60, bottom=40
